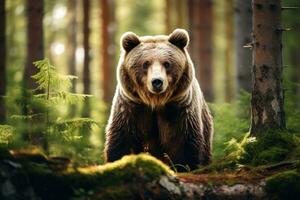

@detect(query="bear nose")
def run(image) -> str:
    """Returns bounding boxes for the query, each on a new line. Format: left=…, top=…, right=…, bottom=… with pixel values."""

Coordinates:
left=151, top=78, right=163, bottom=92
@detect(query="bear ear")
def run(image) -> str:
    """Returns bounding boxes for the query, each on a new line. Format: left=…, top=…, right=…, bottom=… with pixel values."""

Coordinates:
left=168, top=29, right=189, bottom=49
left=121, top=32, right=140, bottom=52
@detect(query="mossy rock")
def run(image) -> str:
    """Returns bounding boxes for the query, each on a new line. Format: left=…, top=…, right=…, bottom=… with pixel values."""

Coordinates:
left=70, top=153, right=173, bottom=187
left=265, top=170, right=300, bottom=200
left=19, top=153, right=173, bottom=199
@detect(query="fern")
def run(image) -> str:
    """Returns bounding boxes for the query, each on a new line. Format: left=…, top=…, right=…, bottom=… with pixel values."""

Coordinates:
left=224, top=132, right=256, bottom=163
left=0, top=125, right=15, bottom=144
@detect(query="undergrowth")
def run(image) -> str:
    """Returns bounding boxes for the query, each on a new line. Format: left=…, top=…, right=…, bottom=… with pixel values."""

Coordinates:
left=0, top=59, right=101, bottom=166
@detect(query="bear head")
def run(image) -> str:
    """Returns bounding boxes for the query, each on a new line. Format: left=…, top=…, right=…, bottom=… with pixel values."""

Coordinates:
left=117, top=29, right=194, bottom=108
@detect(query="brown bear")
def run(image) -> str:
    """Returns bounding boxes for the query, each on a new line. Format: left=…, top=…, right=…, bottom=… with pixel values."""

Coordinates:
left=104, top=29, right=213, bottom=171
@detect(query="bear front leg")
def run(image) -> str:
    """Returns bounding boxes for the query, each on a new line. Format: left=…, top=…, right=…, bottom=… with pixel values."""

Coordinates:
left=184, top=116, right=211, bottom=170
left=104, top=102, right=143, bottom=162
left=104, top=127, right=132, bottom=162
left=184, top=136, right=209, bottom=170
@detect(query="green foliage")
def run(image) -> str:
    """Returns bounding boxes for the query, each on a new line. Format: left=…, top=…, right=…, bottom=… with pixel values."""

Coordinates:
left=195, top=132, right=257, bottom=173
left=0, top=125, right=15, bottom=144
left=12, top=58, right=96, bottom=143
left=210, top=87, right=300, bottom=168
left=241, top=131, right=299, bottom=165
left=53, top=118, right=96, bottom=142
left=265, top=170, right=300, bottom=200
left=32, top=59, right=91, bottom=104
left=2, top=58, right=101, bottom=165
left=285, top=90, right=300, bottom=133
left=210, top=102, right=249, bottom=159
left=30, top=59, right=99, bottom=164
left=224, top=132, right=256, bottom=163
left=32, top=59, right=76, bottom=92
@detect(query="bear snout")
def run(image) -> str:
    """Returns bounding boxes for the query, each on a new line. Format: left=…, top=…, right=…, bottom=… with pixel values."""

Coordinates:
left=151, top=78, right=164, bottom=93
left=146, top=61, right=168, bottom=94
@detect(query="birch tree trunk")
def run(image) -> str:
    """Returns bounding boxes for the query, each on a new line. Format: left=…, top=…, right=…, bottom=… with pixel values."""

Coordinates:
left=250, top=0, right=286, bottom=134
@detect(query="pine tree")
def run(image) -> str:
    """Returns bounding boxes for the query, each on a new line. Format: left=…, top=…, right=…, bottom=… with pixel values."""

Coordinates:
left=250, top=0, right=285, bottom=134
left=12, top=59, right=95, bottom=149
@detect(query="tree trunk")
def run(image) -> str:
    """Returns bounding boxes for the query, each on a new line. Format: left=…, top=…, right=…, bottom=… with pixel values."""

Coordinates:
left=165, top=0, right=171, bottom=34
left=225, top=0, right=234, bottom=102
left=165, top=0, right=187, bottom=34
left=250, top=0, right=285, bottom=135
left=82, top=0, right=90, bottom=117
left=100, top=0, right=115, bottom=105
left=0, top=0, right=6, bottom=124
left=24, top=0, right=47, bottom=150
left=24, top=0, right=44, bottom=91
left=67, top=0, right=77, bottom=117
left=235, top=0, right=252, bottom=93
left=188, top=0, right=214, bottom=102
left=175, top=0, right=184, bottom=28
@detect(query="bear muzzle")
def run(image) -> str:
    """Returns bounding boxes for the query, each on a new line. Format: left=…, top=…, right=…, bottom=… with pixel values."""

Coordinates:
left=147, top=61, right=168, bottom=94
left=151, top=78, right=164, bottom=93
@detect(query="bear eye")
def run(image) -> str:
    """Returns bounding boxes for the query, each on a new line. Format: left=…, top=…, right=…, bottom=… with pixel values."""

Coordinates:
left=163, top=62, right=171, bottom=69
left=143, top=61, right=150, bottom=70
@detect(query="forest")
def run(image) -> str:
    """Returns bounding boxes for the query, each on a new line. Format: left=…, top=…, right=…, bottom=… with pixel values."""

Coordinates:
left=0, top=0, right=300, bottom=199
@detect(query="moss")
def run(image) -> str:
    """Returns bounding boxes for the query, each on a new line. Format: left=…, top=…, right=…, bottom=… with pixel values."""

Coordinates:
left=265, top=170, right=300, bottom=200
left=73, top=153, right=173, bottom=187
left=256, top=147, right=289, bottom=164
left=288, top=145, right=300, bottom=159
left=7, top=152, right=172, bottom=199
left=241, top=131, right=299, bottom=165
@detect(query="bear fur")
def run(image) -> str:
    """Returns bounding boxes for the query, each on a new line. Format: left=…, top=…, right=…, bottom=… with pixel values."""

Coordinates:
left=104, top=29, right=213, bottom=170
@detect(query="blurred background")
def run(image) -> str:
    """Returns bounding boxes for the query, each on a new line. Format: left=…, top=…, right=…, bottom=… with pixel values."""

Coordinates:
left=0, top=0, right=299, bottom=166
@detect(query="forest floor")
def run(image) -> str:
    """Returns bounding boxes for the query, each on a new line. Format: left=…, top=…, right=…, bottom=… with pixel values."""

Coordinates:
left=1, top=147, right=300, bottom=200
